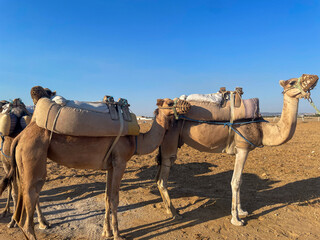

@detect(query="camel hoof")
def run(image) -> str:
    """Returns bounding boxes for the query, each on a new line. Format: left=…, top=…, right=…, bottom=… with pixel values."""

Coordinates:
left=39, top=223, right=50, bottom=230
left=7, top=220, right=16, bottom=228
left=101, top=230, right=113, bottom=238
left=238, top=209, right=248, bottom=216
left=172, top=213, right=183, bottom=220
left=231, top=218, right=245, bottom=226
left=114, top=236, right=125, bottom=240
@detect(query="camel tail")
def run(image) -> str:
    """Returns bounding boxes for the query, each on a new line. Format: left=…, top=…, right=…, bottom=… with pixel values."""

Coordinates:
left=0, top=137, right=18, bottom=196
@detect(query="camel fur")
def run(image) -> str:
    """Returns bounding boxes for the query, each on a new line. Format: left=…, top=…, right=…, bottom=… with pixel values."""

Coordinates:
left=0, top=98, right=50, bottom=229
left=154, top=74, right=318, bottom=226
left=0, top=88, right=190, bottom=240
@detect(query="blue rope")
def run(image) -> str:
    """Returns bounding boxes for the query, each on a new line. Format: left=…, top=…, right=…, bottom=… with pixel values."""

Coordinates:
left=178, top=115, right=268, bottom=148
left=0, top=135, right=11, bottom=159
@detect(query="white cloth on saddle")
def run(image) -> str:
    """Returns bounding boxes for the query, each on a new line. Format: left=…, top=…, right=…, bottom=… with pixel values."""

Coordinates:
left=51, top=95, right=109, bottom=113
left=179, top=93, right=223, bottom=104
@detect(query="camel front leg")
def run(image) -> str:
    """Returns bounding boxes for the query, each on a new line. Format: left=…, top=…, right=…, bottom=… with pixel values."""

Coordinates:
left=0, top=184, right=11, bottom=218
left=156, top=156, right=180, bottom=219
left=102, top=169, right=113, bottom=238
left=36, top=200, right=50, bottom=229
left=230, top=147, right=249, bottom=226
left=8, top=181, right=18, bottom=228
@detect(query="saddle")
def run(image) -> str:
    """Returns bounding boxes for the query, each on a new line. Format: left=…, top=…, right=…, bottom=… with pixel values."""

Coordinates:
left=0, top=99, right=32, bottom=136
left=33, top=96, right=140, bottom=137
left=183, top=87, right=260, bottom=122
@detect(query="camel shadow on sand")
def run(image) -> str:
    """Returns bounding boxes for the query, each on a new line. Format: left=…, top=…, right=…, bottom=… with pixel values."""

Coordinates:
left=1, top=161, right=319, bottom=238
left=121, top=162, right=320, bottom=239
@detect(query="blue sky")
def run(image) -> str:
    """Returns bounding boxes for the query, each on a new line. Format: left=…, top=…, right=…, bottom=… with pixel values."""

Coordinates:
left=0, top=0, right=319, bottom=115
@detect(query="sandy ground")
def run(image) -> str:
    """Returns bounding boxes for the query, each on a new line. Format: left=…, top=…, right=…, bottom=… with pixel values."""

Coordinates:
left=0, top=119, right=320, bottom=240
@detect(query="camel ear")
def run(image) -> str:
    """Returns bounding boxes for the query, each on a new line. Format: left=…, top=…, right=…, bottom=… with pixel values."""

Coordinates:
left=156, top=99, right=164, bottom=107
left=279, top=80, right=286, bottom=88
left=52, top=91, right=56, bottom=96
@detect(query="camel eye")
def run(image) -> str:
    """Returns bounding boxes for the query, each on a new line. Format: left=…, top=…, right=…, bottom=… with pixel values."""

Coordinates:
left=289, top=81, right=296, bottom=86
left=167, top=102, right=174, bottom=107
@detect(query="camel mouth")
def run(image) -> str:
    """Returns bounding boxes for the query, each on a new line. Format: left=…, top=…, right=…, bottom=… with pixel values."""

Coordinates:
left=300, top=74, right=319, bottom=93
left=174, top=99, right=191, bottom=115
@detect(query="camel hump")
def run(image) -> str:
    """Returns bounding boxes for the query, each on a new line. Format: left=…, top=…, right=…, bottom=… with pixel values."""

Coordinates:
left=33, top=97, right=140, bottom=137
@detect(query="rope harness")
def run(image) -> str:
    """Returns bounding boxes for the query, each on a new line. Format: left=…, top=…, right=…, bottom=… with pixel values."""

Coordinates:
left=282, top=76, right=320, bottom=115
left=308, top=97, right=320, bottom=115
left=157, top=99, right=191, bottom=119
left=0, top=134, right=11, bottom=159
left=178, top=115, right=267, bottom=148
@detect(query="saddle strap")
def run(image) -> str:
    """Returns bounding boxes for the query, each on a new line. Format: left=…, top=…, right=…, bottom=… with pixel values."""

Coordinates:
left=103, top=105, right=124, bottom=164
left=225, top=92, right=235, bottom=153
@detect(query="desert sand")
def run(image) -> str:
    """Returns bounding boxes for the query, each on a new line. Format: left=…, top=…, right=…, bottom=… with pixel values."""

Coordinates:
left=1, top=118, right=320, bottom=239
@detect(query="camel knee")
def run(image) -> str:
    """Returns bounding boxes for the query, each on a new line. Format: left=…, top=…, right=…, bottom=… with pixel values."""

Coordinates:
left=231, top=179, right=241, bottom=191
left=157, top=177, right=168, bottom=190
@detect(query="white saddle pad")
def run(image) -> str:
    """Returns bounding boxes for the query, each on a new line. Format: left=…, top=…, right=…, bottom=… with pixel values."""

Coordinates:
left=51, top=95, right=109, bottom=113
left=179, top=93, right=223, bottom=104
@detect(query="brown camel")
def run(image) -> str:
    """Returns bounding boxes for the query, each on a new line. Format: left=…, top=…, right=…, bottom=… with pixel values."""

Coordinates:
left=154, top=74, right=318, bottom=226
left=0, top=98, right=50, bottom=229
left=0, top=87, right=190, bottom=240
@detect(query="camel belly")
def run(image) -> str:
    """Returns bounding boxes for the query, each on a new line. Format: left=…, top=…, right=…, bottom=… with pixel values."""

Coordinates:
left=182, top=123, right=231, bottom=153
left=47, top=134, right=114, bottom=170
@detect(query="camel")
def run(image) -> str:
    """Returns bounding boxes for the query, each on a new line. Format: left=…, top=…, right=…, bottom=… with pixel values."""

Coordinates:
left=0, top=86, right=191, bottom=240
left=0, top=98, right=50, bottom=229
left=154, top=74, right=318, bottom=226
left=0, top=100, right=9, bottom=112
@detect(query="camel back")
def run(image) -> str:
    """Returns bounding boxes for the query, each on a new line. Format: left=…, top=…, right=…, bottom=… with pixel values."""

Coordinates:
left=185, top=98, right=260, bottom=121
left=33, top=98, right=140, bottom=137
left=0, top=113, right=31, bottom=136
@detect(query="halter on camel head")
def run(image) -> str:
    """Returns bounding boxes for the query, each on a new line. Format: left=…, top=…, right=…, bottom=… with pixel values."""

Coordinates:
left=282, top=74, right=320, bottom=114
left=158, top=99, right=191, bottom=119
left=282, top=74, right=318, bottom=99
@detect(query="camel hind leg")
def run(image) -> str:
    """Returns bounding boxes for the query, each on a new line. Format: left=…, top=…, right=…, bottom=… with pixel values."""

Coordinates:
left=14, top=151, right=47, bottom=239
left=102, top=169, right=113, bottom=238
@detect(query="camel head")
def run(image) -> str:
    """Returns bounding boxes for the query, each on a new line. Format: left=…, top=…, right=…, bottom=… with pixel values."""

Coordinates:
left=280, top=74, right=319, bottom=99
left=30, top=86, right=56, bottom=105
left=155, top=98, right=191, bottom=129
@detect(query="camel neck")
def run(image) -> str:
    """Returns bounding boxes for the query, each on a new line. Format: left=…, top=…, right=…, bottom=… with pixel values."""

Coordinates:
left=135, top=114, right=167, bottom=155
left=262, top=94, right=299, bottom=146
